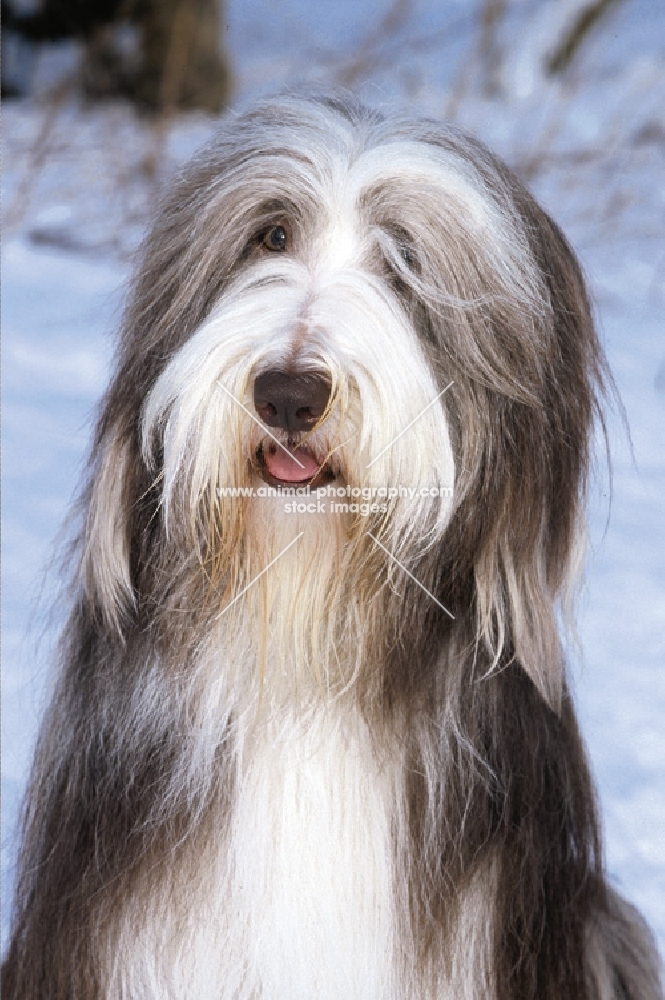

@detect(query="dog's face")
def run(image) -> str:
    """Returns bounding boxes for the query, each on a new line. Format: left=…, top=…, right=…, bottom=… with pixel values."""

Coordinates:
left=82, top=94, right=605, bottom=709
left=141, top=136, right=460, bottom=539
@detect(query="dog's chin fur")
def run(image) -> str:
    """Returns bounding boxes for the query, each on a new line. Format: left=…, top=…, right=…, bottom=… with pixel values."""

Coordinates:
left=3, top=93, right=662, bottom=1000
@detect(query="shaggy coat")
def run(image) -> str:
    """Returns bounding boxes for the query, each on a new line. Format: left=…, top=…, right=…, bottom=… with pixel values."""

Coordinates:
left=3, top=93, right=662, bottom=1000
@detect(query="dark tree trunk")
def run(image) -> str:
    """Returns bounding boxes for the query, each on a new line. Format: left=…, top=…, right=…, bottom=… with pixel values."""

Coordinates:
left=134, top=0, right=231, bottom=113
left=2, top=0, right=231, bottom=113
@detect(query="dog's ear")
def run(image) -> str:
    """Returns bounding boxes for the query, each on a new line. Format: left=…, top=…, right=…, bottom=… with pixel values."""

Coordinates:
left=470, top=198, right=605, bottom=712
left=79, top=426, right=135, bottom=632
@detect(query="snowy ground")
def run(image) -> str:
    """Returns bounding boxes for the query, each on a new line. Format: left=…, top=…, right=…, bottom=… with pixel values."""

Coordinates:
left=2, top=0, right=664, bottom=957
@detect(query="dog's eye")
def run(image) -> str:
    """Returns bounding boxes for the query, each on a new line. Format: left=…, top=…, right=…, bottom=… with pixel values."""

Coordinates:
left=262, top=225, right=288, bottom=252
left=399, top=242, right=415, bottom=268
left=380, top=226, right=417, bottom=272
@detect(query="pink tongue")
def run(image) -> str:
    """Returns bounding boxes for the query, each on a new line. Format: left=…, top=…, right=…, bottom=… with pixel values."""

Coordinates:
left=264, top=445, right=320, bottom=482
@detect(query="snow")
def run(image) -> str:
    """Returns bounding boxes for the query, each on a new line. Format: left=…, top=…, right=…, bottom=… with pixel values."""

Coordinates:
left=569, top=232, right=665, bottom=940
left=2, top=0, right=664, bottom=958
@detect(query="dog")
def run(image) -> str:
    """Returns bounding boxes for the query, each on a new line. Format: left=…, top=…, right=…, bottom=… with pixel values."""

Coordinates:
left=3, top=92, right=662, bottom=1000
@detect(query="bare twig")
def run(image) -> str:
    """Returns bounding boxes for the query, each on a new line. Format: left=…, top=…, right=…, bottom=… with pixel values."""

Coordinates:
left=334, top=0, right=413, bottom=88
left=3, top=75, right=76, bottom=231
left=547, top=0, right=627, bottom=76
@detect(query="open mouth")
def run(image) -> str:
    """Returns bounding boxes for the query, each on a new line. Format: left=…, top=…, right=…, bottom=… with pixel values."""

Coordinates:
left=255, top=442, right=335, bottom=489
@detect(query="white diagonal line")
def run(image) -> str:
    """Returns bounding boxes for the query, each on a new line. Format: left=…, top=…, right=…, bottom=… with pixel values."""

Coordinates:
left=366, top=381, right=454, bottom=469
left=367, top=532, right=455, bottom=620
left=217, top=380, right=306, bottom=469
left=216, top=532, right=304, bottom=619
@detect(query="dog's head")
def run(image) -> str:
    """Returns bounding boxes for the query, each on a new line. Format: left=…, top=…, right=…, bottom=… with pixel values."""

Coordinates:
left=81, top=93, right=607, bottom=709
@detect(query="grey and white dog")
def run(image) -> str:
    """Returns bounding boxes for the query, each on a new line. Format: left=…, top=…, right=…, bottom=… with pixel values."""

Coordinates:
left=3, top=93, right=662, bottom=1000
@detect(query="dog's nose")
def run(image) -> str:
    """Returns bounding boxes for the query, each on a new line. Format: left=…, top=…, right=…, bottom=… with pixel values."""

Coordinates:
left=253, top=370, right=331, bottom=432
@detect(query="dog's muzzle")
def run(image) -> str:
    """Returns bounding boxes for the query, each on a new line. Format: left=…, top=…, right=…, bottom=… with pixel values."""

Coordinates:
left=253, top=369, right=334, bottom=487
left=254, top=369, right=331, bottom=432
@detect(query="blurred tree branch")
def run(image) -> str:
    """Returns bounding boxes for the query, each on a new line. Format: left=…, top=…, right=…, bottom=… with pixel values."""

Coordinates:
left=547, top=0, right=626, bottom=76
left=335, top=0, right=413, bottom=88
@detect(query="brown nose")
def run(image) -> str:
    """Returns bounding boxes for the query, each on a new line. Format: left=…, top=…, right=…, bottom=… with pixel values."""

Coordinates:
left=254, top=370, right=331, bottom=432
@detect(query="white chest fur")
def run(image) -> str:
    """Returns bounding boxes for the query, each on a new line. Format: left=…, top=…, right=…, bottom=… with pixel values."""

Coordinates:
left=213, top=708, right=402, bottom=999
left=111, top=706, right=405, bottom=1000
